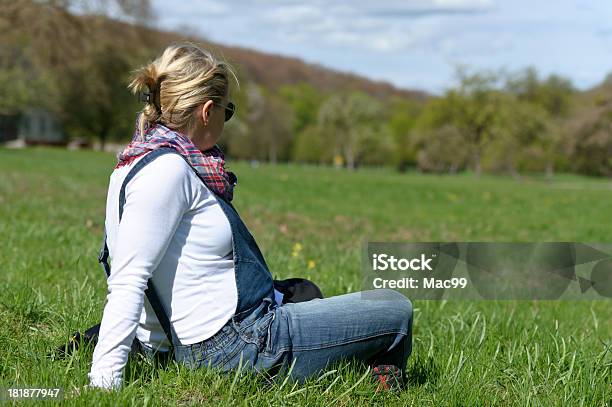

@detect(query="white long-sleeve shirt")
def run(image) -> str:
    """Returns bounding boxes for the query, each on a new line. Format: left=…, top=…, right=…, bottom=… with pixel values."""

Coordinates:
left=88, top=153, right=240, bottom=389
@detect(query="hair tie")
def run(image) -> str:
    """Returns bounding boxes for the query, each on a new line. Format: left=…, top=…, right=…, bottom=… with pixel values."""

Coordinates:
left=138, top=91, right=152, bottom=103
left=138, top=89, right=162, bottom=116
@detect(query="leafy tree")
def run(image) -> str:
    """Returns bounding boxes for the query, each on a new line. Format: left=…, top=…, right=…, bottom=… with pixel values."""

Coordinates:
left=279, top=83, right=323, bottom=162
left=570, top=110, right=612, bottom=176
left=0, top=1, right=84, bottom=114
left=279, top=82, right=322, bottom=135
left=450, top=68, right=502, bottom=175
left=2, top=0, right=153, bottom=146
left=412, top=68, right=502, bottom=174
left=317, top=91, right=387, bottom=169
left=484, top=94, right=550, bottom=178
left=61, top=42, right=139, bottom=147
left=386, top=96, right=422, bottom=171
left=505, top=67, right=575, bottom=176
left=566, top=82, right=612, bottom=176
left=254, top=90, right=295, bottom=163
left=506, top=67, right=574, bottom=117
left=413, top=125, right=468, bottom=174
left=292, top=124, right=330, bottom=164
left=226, top=85, right=295, bottom=162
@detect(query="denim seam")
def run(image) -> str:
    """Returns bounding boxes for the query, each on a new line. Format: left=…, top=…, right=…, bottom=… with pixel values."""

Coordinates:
left=262, top=346, right=287, bottom=358
left=237, top=318, right=258, bottom=333
left=234, top=301, right=271, bottom=334
left=264, top=312, right=276, bottom=354
left=289, top=329, right=408, bottom=352
left=195, top=336, right=239, bottom=368
left=255, top=312, right=275, bottom=335
left=200, top=329, right=238, bottom=354
left=215, top=337, right=249, bottom=370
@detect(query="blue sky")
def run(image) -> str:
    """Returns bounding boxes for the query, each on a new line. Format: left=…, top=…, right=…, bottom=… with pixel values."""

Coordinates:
left=147, top=0, right=612, bottom=94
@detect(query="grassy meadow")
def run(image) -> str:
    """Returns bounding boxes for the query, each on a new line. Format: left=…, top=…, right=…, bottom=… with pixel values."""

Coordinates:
left=0, top=147, right=610, bottom=406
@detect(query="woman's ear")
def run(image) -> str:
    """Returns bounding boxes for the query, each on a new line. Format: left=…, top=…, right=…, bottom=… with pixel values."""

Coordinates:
left=201, top=100, right=214, bottom=126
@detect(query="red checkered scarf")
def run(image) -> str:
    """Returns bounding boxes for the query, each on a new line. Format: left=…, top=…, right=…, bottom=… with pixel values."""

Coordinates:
left=115, top=116, right=237, bottom=202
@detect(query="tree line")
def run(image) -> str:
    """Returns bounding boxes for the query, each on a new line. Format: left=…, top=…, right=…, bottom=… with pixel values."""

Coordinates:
left=3, top=1, right=612, bottom=177
left=226, top=67, right=612, bottom=179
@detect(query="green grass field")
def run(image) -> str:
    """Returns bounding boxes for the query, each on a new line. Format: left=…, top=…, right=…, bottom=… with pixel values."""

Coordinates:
left=0, top=147, right=610, bottom=406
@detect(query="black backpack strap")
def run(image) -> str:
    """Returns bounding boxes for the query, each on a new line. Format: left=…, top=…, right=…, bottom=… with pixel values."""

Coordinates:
left=97, top=147, right=182, bottom=350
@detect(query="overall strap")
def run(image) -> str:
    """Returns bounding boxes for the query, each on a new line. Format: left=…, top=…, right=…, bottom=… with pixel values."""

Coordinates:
left=97, top=147, right=182, bottom=350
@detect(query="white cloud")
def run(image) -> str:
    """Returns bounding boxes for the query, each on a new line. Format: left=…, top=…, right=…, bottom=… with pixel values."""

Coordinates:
left=150, top=0, right=612, bottom=92
left=166, top=1, right=228, bottom=15
left=153, top=0, right=497, bottom=55
left=432, top=0, right=493, bottom=8
left=265, top=4, right=322, bottom=24
left=253, top=2, right=451, bottom=53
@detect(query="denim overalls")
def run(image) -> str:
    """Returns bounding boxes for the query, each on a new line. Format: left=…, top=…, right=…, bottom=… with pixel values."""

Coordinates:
left=99, top=147, right=414, bottom=382
left=98, top=147, right=278, bottom=366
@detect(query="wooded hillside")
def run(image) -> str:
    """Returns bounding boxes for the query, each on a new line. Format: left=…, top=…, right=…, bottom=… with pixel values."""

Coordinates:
left=3, top=0, right=612, bottom=177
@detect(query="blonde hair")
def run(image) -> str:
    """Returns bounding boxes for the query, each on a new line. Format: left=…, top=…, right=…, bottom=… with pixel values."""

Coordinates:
left=128, top=42, right=238, bottom=139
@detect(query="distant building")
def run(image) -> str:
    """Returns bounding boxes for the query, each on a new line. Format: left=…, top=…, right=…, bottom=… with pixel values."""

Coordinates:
left=0, top=108, right=65, bottom=146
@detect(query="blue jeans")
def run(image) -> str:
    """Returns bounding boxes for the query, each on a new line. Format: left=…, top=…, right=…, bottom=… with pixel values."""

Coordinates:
left=152, top=289, right=413, bottom=382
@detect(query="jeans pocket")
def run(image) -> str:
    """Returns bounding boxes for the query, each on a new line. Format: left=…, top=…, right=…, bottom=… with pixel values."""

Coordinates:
left=253, top=311, right=276, bottom=354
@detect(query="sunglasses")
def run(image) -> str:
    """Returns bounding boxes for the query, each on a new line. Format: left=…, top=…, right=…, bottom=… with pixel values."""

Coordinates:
left=216, top=101, right=236, bottom=122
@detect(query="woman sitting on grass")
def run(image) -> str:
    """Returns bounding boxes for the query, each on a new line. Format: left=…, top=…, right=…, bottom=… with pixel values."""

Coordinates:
left=88, top=42, right=414, bottom=392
